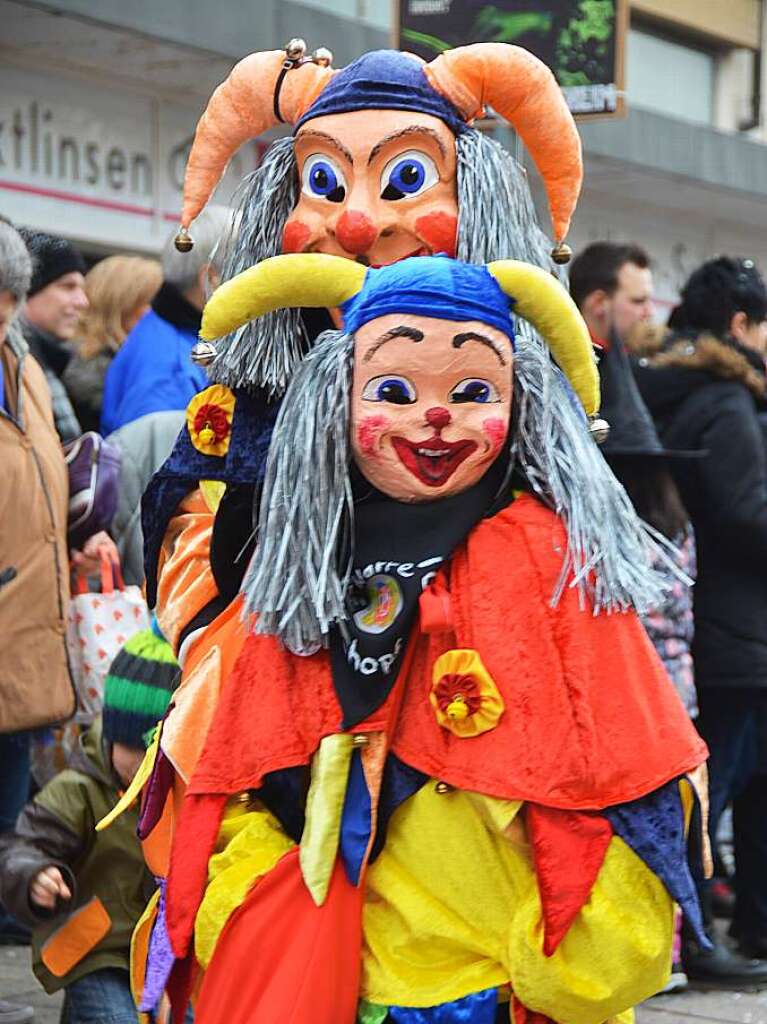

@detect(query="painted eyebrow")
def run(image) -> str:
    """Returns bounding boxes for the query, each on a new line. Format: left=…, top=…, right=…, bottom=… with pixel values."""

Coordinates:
left=452, top=331, right=508, bottom=366
left=295, top=129, right=354, bottom=166
left=367, top=126, right=447, bottom=165
left=363, top=325, right=425, bottom=361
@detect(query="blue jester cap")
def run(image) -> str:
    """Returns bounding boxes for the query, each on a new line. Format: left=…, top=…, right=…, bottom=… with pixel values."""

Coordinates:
left=295, top=50, right=466, bottom=134
left=341, top=254, right=515, bottom=341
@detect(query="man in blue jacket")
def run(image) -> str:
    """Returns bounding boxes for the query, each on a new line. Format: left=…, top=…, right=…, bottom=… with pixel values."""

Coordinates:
left=101, top=206, right=231, bottom=435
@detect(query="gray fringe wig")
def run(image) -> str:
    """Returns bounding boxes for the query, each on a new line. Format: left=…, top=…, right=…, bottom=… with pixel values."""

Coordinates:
left=214, top=129, right=670, bottom=648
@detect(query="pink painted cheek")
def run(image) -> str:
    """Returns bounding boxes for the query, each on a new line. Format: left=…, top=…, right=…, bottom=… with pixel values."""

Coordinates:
left=356, top=414, right=391, bottom=459
left=414, top=211, right=458, bottom=258
left=482, top=416, right=508, bottom=455
left=282, top=220, right=311, bottom=254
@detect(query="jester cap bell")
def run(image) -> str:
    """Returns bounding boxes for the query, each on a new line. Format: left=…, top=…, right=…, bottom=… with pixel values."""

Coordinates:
left=295, top=50, right=466, bottom=134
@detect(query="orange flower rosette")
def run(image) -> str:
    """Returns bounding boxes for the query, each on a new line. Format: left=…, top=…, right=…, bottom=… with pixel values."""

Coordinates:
left=429, top=648, right=505, bottom=738
left=186, top=385, right=236, bottom=457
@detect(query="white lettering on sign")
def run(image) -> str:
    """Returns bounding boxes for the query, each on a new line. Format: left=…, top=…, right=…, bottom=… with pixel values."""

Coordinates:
left=0, top=67, right=271, bottom=249
left=408, top=0, right=452, bottom=13
left=563, top=84, right=619, bottom=115
left=0, top=100, right=154, bottom=195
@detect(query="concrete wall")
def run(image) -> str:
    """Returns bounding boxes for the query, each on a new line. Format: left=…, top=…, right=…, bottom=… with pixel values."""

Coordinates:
left=42, top=0, right=390, bottom=64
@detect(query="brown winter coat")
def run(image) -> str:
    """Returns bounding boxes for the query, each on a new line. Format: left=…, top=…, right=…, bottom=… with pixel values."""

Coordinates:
left=0, top=326, right=76, bottom=731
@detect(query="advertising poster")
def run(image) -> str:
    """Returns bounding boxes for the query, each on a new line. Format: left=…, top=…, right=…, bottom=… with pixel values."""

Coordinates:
left=396, top=0, right=627, bottom=117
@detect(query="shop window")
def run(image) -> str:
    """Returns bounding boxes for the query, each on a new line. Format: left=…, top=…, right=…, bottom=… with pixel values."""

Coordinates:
left=627, top=28, right=714, bottom=124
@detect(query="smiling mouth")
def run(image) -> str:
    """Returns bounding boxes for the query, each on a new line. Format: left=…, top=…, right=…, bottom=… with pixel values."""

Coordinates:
left=391, top=435, right=478, bottom=487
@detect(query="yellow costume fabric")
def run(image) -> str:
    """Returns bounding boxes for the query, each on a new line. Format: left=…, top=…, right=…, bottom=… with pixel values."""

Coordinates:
left=195, top=800, right=294, bottom=969
left=363, top=784, right=672, bottom=1021
left=192, top=780, right=672, bottom=1023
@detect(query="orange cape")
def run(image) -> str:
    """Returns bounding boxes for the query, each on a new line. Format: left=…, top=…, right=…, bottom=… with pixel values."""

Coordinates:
left=189, top=494, right=705, bottom=805
left=167, top=494, right=706, bottom=955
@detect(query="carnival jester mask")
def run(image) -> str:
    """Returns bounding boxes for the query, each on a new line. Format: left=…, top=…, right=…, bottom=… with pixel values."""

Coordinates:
left=175, top=47, right=581, bottom=268
left=344, top=260, right=516, bottom=500
left=172, top=46, right=585, bottom=396
left=200, top=253, right=596, bottom=504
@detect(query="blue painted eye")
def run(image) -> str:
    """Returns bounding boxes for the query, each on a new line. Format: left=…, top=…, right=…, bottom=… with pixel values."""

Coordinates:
left=301, top=154, right=347, bottom=202
left=449, top=379, right=500, bottom=404
left=361, top=375, right=417, bottom=405
left=380, top=150, right=439, bottom=201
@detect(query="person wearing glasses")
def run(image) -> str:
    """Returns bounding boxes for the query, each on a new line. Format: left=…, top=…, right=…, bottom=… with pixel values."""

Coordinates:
left=633, top=256, right=767, bottom=985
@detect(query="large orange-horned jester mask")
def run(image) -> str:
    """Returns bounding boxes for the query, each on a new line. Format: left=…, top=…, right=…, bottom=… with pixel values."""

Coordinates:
left=178, top=41, right=583, bottom=393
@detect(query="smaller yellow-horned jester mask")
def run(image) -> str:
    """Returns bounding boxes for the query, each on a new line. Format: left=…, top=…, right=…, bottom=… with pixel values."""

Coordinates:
left=201, top=252, right=597, bottom=502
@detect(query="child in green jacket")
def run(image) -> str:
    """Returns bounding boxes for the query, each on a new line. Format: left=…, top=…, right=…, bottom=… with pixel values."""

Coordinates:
left=0, top=626, right=178, bottom=1024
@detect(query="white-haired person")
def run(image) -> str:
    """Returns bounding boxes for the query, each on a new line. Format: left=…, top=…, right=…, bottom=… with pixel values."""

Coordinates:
left=0, top=221, right=117, bottom=1019
left=100, top=205, right=232, bottom=435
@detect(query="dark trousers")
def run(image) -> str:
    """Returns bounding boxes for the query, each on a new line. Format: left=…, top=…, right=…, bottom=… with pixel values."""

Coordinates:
left=696, top=687, right=767, bottom=936
left=60, top=969, right=138, bottom=1024
left=0, top=730, right=31, bottom=937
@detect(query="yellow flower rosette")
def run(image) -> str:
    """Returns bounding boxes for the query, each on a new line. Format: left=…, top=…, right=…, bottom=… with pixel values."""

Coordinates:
left=429, top=648, right=504, bottom=738
left=186, top=384, right=236, bottom=457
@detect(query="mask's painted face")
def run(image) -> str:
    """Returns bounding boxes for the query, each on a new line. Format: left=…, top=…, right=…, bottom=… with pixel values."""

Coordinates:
left=350, top=313, right=513, bottom=502
left=284, top=109, right=458, bottom=268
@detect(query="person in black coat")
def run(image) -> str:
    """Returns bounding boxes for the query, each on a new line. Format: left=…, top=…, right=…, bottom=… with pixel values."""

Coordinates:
left=632, top=257, right=767, bottom=977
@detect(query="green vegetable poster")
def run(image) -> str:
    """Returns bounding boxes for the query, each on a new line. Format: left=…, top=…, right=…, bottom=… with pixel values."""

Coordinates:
left=396, top=0, right=626, bottom=117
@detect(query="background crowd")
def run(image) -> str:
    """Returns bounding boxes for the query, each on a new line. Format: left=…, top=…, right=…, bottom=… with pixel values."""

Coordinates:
left=1, top=211, right=767, bottom=1021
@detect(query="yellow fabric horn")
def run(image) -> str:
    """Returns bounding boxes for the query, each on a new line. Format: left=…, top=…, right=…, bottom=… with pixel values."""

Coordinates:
left=487, top=260, right=599, bottom=417
left=200, top=254, right=367, bottom=341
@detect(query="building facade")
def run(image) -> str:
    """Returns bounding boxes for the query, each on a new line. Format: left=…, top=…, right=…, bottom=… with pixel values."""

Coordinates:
left=1, top=0, right=766, bottom=309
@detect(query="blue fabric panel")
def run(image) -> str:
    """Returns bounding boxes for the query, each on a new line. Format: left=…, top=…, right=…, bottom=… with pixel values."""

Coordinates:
left=340, top=748, right=372, bottom=885
left=370, top=754, right=428, bottom=862
left=388, top=987, right=498, bottom=1023
left=606, top=779, right=711, bottom=949
left=140, top=391, right=277, bottom=605
left=296, top=51, right=466, bottom=135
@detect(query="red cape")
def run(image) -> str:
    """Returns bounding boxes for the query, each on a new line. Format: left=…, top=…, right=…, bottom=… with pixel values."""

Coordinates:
left=189, top=494, right=705, bottom=806
left=167, top=495, right=707, bottom=956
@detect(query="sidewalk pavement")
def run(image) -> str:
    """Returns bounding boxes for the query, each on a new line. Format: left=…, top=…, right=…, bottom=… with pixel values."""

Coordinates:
left=5, top=943, right=767, bottom=1023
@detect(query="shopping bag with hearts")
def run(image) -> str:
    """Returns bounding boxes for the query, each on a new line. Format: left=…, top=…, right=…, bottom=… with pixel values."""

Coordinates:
left=66, top=551, right=150, bottom=724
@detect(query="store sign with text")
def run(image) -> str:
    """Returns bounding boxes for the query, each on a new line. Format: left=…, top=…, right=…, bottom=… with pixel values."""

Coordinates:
left=0, top=67, right=270, bottom=251
left=396, top=0, right=626, bottom=118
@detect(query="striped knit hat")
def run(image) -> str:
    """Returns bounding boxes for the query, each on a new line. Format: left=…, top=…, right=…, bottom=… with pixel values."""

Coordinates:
left=102, top=620, right=180, bottom=749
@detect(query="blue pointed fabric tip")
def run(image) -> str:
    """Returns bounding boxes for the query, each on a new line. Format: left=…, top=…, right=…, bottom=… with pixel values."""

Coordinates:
left=387, top=987, right=498, bottom=1023
left=340, top=749, right=372, bottom=885
left=371, top=754, right=428, bottom=862
left=606, top=779, right=712, bottom=950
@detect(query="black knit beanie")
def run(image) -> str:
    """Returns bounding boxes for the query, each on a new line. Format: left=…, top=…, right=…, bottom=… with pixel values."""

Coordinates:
left=18, top=228, right=87, bottom=296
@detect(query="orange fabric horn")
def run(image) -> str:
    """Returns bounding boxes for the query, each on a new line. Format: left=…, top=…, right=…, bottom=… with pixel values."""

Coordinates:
left=180, top=51, right=336, bottom=230
left=425, top=44, right=582, bottom=243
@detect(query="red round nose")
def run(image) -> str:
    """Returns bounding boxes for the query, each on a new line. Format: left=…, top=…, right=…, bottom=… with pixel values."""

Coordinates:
left=336, top=210, right=378, bottom=255
left=426, top=407, right=451, bottom=431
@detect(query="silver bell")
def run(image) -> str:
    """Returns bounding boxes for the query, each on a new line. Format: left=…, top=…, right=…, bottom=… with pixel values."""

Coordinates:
left=312, top=46, right=333, bottom=67
left=589, top=416, right=610, bottom=445
left=191, top=341, right=217, bottom=367
left=285, top=38, right=307, bottom=62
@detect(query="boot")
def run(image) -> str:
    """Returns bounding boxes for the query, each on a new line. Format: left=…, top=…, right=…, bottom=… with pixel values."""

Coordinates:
left=683, top=935, right=767, bottom=987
